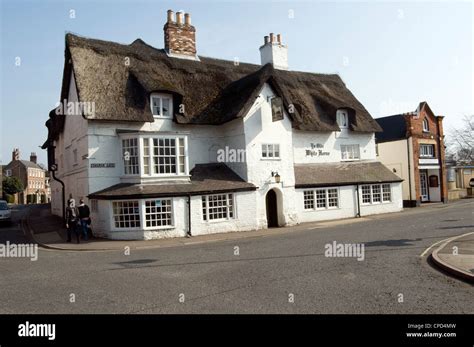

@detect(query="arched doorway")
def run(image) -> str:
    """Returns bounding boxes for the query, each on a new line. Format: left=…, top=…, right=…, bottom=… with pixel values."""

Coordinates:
left=265, top=189, right=279, bottom=228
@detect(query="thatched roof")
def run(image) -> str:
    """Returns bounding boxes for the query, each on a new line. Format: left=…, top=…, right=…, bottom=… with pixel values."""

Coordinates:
left=295, top=161, right=403, bottom=188
left=88, top=163, right=257, bottom=199
left=44, top=33, right=381, bottom=144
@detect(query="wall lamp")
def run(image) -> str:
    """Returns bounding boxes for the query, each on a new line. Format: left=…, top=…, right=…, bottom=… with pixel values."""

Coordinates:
left=271, top=171, right=281, bottom=183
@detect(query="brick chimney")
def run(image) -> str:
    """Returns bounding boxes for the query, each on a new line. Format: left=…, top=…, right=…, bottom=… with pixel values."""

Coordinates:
left=163, top=9, right=197, bottom=59
left=30, top=152, right=37, bottom=164
left=259, top=33, right=288, bottom=70
left=12, top=148, right=20, bottom=161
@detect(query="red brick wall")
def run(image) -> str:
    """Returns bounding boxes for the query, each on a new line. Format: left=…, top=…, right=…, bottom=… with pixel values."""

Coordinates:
left=404, top=104, right=447, bottom=203
left=163, top=22, right=196, bottom=56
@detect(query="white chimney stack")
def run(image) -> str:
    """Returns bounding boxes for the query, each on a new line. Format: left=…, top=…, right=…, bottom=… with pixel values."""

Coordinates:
left=259, top=32, right=288, bottom=70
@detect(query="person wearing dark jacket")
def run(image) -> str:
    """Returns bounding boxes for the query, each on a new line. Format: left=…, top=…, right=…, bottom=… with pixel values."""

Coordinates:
left=65, top=200, right=81, bottom=243
left=77, top=199, right=91, bottom=241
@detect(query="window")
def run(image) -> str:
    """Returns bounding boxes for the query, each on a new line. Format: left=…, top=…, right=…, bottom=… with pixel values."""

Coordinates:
left=303, top=188, right=339, bottom=210
left=122, top=138, right=140, bottom=175
left=303, top=190, right=314, bottom=210
left=112, top=201, right=141, bottom=229
left=73, top=149, right=78, bottom=164
left=420, top=144, right=435, bottom=158
left=422, top=118, right=429, bottom=132
left=337, top=110, right=349, bottom=129
left=341, top=144, right=360, bottom=161
left=151, top=94, right=172, bottom=118
left=91, top=199, right=98, bottom=213
left=327, top=189, right=338, bottom=207
left=316, top=189, right=326, bottom=208
left=145, top=199, right=173, bottom=228
left=361, top=184, right=391, bottom=204
left=148, top=137, right=186, bottom=175
left=5, top=169, right=12, bottom=177
left=382, top=184, right=391, bottom=201
left=202, top=194, right=234, bottom=221
left=262, top=144, right=280, bottom=159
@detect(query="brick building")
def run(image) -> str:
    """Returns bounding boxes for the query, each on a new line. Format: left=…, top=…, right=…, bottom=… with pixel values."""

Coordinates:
left=376, top=102, right=447, bottom=206
left=3, top=149, right=50, bottom=204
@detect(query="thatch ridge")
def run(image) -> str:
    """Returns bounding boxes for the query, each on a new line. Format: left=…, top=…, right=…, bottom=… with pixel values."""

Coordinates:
left=46, top=33, right=381, bottom=138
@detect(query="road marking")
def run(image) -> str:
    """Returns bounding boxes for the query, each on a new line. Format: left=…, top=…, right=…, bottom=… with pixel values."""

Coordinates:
left=420, top=231, right=474, bottom=257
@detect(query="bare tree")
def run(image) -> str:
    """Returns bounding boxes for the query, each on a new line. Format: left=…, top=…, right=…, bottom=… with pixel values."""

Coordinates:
left=447, top=115, right=474, bottom=165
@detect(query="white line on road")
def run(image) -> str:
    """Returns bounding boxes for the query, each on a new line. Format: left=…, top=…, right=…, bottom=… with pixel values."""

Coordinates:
left=420, top=231, right=474, bottom=257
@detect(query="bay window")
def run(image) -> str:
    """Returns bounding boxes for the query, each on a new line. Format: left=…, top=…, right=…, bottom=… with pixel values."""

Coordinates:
left=121, top=135, right=188, bottom=177
left=112, top=199, right=174, bottom=230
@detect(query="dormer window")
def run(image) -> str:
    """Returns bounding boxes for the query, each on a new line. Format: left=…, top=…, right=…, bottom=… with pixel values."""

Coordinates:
left=336, top=109, right=349, bottom=129
left=422, top=118, right=429, bottom=132
left=151, top=93, right=173, bottom=118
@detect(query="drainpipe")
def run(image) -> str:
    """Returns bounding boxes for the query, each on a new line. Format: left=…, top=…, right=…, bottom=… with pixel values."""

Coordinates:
left=186, top=194, right=192, bottom=237
left=356, top=184, right=361, bottom=217
left=51, top=170, right=66, bottom=221
left=436, top=120, right=446, bottom=203
left=406, top=138, right=413, bottom=205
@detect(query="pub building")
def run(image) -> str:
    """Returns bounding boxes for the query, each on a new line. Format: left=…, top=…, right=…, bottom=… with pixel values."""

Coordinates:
left=42, top=9, right=403, bottom=240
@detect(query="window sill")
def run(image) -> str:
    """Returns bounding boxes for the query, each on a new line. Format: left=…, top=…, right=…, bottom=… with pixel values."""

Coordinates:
left=341, top=159, right=361, bottom=162
left=261, top=158, right=281, bottom=161
left=152, top=116, right=173, bottom=119
left=203, top=218, right=235, bottom=224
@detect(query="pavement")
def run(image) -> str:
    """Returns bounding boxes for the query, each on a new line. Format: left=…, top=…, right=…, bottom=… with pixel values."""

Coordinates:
left=431, top=232, right=474, bottom=283
left=1, top=199, right=472, bottom=313
left=25, top=200, right=474, bottom=282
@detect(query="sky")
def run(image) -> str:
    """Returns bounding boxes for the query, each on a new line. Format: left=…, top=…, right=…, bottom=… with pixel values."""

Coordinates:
left=1, top=0, right=472, bottom=166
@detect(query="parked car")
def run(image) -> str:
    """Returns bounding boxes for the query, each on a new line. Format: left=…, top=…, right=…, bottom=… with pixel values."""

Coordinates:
left=0, top=200, right=12, bottom=225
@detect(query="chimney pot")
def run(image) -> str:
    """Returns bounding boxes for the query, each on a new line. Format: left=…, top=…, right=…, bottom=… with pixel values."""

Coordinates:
left=277, top=34, right=282, bottom=44
left=176, top=11, right=183, bottom=25
left=269, top=33, right=275, bottom=43
left=184, top=13, right=191, bottom=25
left=167, top=9, right=174, bottom=23
left=264, top=35, right=270, bottom=44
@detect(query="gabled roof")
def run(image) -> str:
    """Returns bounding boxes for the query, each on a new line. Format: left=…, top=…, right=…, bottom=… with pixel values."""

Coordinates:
left=375, top=101, right=441, bottom=143
left=88, top=163, right=257, bottom=199
left=45, top=33, right=381, bottom=137
left=294, top=161, right=403, bottom=188
left=5, top=160, right=44, bottom=170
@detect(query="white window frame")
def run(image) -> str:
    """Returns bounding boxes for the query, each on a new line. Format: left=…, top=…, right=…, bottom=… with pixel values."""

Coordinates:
left=360, top=184, right=392, bottom=205
left=142, top=136, right=188, bottom=177
left=122, top=137, right=140, bottom=175
left=336, top=109, right=349, bottom=129
left=111, top=198, right=176, bottom=231
left=202, top=193, right=235, bottom=222
left=303, top=188, right=339, bottom=211
left=422, top=118, right=429, bottom=132
left=419, top=144, right=435, bottom=158
left=150, top=93, right=173, bottom=118
left=261, top=144, right=280, bottom=160
left=143, top=198, right=174, bottom=229
left=340, top=144, right=360, bottom=161
left=111, top=200, right=142, bottom=230
left=5, top=169, right=12, bottom=177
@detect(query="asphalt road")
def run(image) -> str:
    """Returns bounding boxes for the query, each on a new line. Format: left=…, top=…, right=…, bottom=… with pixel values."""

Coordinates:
left=0, top=200, right=473, bottom=314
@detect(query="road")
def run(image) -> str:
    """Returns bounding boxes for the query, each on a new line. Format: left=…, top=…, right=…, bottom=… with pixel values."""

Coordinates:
left=0, top=200, right=472, bottom=314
